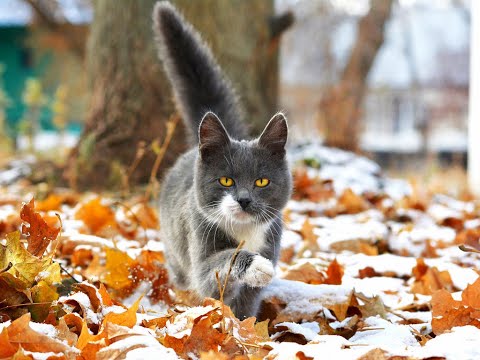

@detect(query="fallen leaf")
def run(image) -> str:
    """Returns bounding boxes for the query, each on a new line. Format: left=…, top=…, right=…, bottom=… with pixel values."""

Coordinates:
left=102, top=247, right=136, bottom=292
left=431, top=277, right=480, bottom=334
left=325, top=258, right=344, bottom=285
left=337, top=189, right=369, bottom=214
left=103, top=295, right=142, bottom=328
left=20, top=199, right=60, bottom=257
left=0, top=328, right=16, bottom=358
left=75, top=198, right=115, bottom=234
left=6, top=313, right=75, bottom=355
left=282, top=262, right=325, bottom=284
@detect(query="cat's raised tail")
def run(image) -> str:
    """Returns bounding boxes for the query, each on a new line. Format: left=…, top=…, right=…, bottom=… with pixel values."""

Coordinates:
left=153, top=1, right=248, bottom=142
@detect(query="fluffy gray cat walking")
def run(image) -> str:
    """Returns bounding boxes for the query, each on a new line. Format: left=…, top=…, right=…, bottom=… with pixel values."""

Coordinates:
left=153, top=1, right=292, bottom=319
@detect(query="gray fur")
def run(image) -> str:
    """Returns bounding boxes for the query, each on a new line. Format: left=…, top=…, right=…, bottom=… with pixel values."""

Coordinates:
left=152, top=1, right=247, bottom=143
left=153, top=2, right=292, bottom=319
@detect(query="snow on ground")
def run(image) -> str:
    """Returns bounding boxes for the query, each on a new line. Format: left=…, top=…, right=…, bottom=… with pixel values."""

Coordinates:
left=0, top=143, right=479, bottom=359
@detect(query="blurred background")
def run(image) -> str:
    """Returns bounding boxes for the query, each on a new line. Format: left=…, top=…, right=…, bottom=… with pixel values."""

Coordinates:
left=0, top=0, right=475, bottom=195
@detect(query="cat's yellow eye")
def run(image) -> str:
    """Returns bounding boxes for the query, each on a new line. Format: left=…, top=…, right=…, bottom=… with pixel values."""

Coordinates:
left=255, top=178, right=270, bottom=187
left=219, top=177, right=234, bottom=187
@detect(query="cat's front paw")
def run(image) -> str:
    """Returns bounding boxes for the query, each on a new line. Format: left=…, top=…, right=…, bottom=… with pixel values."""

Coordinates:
left=242, top=255, right=274, bottom=287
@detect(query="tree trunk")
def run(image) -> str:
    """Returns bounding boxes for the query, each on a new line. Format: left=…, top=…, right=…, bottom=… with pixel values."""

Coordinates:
left=66, top=0, right=282, bottom=190
left=319, top=0, right=392, bottom=152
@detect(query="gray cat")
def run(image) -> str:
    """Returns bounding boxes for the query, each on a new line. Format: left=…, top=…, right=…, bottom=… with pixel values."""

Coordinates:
left=153, top=1, right=292, bottom=319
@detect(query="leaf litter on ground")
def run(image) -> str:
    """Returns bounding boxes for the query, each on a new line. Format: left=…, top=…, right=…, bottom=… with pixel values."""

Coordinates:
left=0, top=144, right=479, bottom=359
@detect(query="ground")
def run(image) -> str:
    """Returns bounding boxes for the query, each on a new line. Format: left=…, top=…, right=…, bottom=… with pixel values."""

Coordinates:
left=0, top=144, right=479, bottom=360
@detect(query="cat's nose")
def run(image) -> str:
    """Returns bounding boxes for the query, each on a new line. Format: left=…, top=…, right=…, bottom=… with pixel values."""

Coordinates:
left=237, top=197, right=251, bottom=210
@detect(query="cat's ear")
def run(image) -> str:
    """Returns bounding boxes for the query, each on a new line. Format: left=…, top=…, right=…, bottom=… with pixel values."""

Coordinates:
left=198, top=111, right=231, bottom=159
left=258, top=112, right=288, bottom=156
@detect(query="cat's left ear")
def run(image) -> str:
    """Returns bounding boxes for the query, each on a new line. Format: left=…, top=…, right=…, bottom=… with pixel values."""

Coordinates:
left=258, top=112, right=288, bottom=156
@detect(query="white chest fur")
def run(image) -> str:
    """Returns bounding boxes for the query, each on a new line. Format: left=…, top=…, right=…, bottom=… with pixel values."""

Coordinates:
left=228, top=222, right=268, bottom=253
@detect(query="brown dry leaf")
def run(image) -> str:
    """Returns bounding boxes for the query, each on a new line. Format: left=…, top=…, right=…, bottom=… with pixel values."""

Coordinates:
left=292, top=168, right=334, bottom=202
left=358, top=266, right=380, bottom=279
left=337, top=189, right=369, bottom=214
left=71, top=247, right=93, bottom=267
left=326, top=291, right=358, bottom=322
left=6, top=313, right=75, bottom=355
left=299, top=219, right=317, bottom=248
left=282, top=262, right=325, bottom=284
left=358, top=242, right=379, bottom=256
left=128, top=202, right=160, bottom=229
left=441, top=217, right=464, bottom=231
left=62, top=313, right=84, bottom=336
left=455, top=227, right=480, bottom=250
left=182, top=309, right=229, bottom=358
left=296, top=351, right=314, bottom=360
left=73, top=282, right=103, bottom=312
left=20, top=199, right=60, bottom=257
left=56, top=318, right=78, bottom=347
left=412, top=258, right=429, bottom=280
left=410, top=259, right=454, bottom=295
left=141, top=316, right=170, bottom=329
left=200, top=350, right=229, bottom=360
left=325, top=258, right=344, bottom=285
left=75, top=198, right=116, bottom=234
left=431, top=277, right=480, bottom=335
left=356, top=293, right=388, bottom=319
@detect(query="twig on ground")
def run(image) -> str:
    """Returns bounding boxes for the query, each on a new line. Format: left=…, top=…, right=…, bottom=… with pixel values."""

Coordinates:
left=216, top=240, right=245, bottom=333
left=145, top=114, right=179, bottom=201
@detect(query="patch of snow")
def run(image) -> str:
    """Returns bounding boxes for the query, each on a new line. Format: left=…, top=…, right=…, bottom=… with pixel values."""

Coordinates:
left=28, top=322, right=58, bottom=338
left=415, top=326, right=480, bottom=360
left=262, top=279, right=353, bottom=317
left=97, top=335, right=178, bottom=360
left=273, top=322, right=320, bottom=342
left=349, top=316, right=420, bottom=353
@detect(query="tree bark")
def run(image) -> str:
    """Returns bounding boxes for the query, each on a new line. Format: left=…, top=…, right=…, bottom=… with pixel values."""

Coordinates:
left=66, top=0, right=282, bottom=190
left=319, top=0, right=392, bottom=152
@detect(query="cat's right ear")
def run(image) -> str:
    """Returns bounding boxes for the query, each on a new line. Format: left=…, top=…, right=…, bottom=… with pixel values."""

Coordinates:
left=198, top=112, right=231, bottom=159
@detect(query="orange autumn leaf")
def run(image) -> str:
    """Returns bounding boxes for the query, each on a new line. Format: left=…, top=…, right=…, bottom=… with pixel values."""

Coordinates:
left=128, top=202, right=160, bottom=229
left=103, top=295, right=143, bottom=328
left=300, top=219, right=317, bottom=247
left=337, top=189, right=369, bottom=214
left=282, top=262, right=325, bottom=284
left=292, top=168, right=334, bottom=202
left=35, top=194, right=64, bottom=212
left=325, top=258, right=344, bottom=285
left=431, top=277, right=480, bottom=335
left=20, top=199, right=60, bottom=257
left=75, top=198, right=116, bottom=234
left=412, top=258, right=429, bottom=280
left=181, top=310, right=229, bottom=357
left=410, top=259, right=454, bottom=295
left=6, top=313, right=74, bottom=355
left=102, top=247, right=136, bottom=291
left=98, top=283, right=114, bottom=307
left=0, top=328, right=16, bottom=358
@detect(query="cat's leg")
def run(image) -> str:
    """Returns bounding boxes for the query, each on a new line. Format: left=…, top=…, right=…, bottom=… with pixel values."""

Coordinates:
left=229, top=285, right=264, bottom=319
left=192, top=249, right=274, bottom=306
